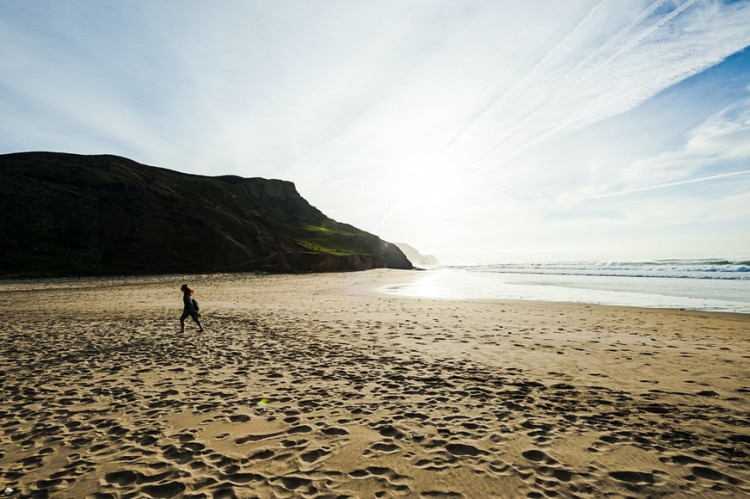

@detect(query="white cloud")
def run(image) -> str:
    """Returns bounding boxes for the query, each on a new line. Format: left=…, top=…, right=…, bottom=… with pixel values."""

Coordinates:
left=612, top=96, right=750, bottom=191
left=438, top=0, right=750, bottom=175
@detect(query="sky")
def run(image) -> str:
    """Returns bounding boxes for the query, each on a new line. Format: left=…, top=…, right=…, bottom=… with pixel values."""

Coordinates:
left=1, top=0, right=750, bottom=264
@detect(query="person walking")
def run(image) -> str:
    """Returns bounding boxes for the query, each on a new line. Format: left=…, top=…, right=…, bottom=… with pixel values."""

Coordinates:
left=180, top=284, right=204, bottom=333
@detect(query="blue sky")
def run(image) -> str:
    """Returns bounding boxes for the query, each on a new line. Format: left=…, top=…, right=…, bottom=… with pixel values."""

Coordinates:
left=1, top=0, right=749, bottom=264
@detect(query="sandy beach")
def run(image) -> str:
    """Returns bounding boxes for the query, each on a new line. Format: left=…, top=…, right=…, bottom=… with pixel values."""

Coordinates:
left=0, top=269, right=748, bottom=498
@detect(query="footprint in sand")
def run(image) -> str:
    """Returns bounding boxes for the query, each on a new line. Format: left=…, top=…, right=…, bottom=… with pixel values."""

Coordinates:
left=141, top=481, right=186, bottom=497
left=270, top=475, right=314, bottom=494
left=321, top=426, right=349, bottom=436
left=522, top=449, right=557, bottom=464
left=300, top=447, right=331, bottom=463
left=609, top=470, right=656, bottom=485
left=445, top=443, right=486, bottom=457
left=249, top=449, right=275, bottom=460
left=690, top=465, right=743, bottom=486
left=228, top=414, right=251, bottom=423
left=219, top=471, right=265, bottom=485
left=287, top=424, right=313, bottom=435
left=371, top=442, right=400, bottom=453
left=487, top=459, right=513, bottom=476
left=104, top=470, right=139, bottom=487
left=348, top=465, right=412, bottom=494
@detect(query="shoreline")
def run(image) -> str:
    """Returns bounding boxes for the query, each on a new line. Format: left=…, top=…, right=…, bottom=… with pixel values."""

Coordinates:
left=1, top=270, right=748, bottom=497
left=379, top=267, right=750, bottom=314
left=4, top=268, right=749, bottom=316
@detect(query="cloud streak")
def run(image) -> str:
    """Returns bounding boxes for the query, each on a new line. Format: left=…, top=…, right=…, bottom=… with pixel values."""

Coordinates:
left=586, top=169, right=750, bottom=201
left=438, top=0, right=750, bottom=175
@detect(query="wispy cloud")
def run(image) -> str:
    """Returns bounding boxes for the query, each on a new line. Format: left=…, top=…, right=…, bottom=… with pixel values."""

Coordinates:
left=587, top=169, right=750, bottom=202
left=439, top=0, right=750, bottom=174
left=623, top=96, right=750, bottom=183
left=544, top=94, right=750, bottom=210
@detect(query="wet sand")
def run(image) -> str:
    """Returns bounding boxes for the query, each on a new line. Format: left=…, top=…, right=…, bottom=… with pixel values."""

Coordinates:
left=0, top=270, right=748, bottom=498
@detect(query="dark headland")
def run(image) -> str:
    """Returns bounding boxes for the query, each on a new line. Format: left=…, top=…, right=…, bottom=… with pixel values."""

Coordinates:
left=0, top=151, right=413, bottom=277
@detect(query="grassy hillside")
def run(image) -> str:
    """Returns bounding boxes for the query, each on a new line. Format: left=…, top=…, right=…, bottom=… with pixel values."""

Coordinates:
left=0, top=152, right=412, bottom=277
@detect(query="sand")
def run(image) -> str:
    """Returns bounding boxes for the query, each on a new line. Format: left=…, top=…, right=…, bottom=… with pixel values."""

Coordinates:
left=0, top=269, right=748, bottom=498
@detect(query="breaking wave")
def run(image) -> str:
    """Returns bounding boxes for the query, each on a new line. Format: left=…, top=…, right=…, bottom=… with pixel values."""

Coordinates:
left=456, top=259, right=750, bottom=280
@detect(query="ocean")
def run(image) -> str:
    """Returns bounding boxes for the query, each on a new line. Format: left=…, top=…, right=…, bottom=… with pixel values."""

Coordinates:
left=382, top=259, right=750, bottom=314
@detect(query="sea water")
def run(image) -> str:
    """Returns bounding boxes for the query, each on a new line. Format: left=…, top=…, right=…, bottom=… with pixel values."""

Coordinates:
left=383, top=259, right=750, bottom=314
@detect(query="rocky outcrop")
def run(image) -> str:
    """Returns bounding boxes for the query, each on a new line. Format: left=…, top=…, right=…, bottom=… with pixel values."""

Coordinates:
left=395, top=243, right=439, bottom=267
left=0, top=152, right=413, bottom=277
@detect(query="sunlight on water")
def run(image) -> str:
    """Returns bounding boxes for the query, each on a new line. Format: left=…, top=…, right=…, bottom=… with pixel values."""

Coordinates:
left=382, top=267, right=750, bottom=313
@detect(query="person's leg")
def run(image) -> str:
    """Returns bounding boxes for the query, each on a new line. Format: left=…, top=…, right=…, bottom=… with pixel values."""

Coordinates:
left=192, top=313, right=204, bottom=332
left=180, top=310, right=189, bottom=333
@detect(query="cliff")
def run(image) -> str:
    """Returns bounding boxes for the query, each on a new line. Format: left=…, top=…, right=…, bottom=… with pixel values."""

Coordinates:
left=395, top=243, right=439, bottom=267
left=0, top=152, right=413, bottom=277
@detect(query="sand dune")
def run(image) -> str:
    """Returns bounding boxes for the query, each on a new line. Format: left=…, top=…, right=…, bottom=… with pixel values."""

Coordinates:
left=0, top=270, right=748, bottom=498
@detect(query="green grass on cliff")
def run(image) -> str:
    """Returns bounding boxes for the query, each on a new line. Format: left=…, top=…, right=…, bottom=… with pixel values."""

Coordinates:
left=296, top=224, right=372, bottom=256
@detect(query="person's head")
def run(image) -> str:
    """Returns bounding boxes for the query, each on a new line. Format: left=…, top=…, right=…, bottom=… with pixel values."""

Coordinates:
left=181, top=284, right=194, bottom=295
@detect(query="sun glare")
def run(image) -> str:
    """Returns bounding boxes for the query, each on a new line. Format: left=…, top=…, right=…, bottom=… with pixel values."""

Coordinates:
left=401, top=168, right=468, bottom=227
